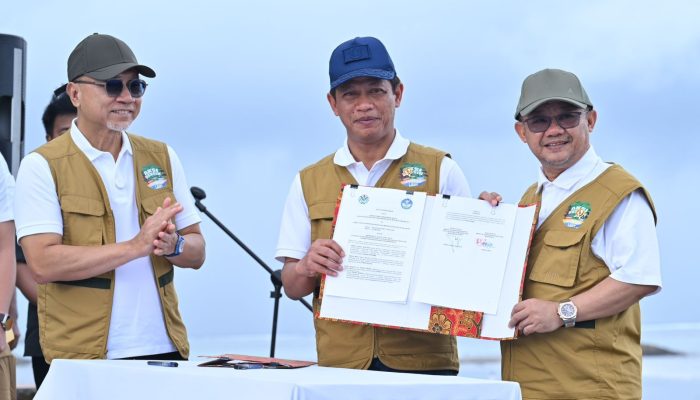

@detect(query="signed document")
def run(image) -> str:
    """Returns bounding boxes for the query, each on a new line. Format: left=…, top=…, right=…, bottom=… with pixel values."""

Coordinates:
left=319, top=185, right=537, bottom=339
left=412, top=195, right=517, bottom=314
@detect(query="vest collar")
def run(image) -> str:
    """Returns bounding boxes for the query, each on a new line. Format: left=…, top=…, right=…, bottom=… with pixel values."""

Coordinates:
left=537, top=146, right=602, bottom=192
left=70, top=119, right=133, bottom=162
left=333, top=129, right=409, bottom=167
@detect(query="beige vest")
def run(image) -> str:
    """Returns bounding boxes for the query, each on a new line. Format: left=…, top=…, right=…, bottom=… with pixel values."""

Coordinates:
left=501, top=164, right=656, bottom=400
left=35, top=132, right=189, bottom=362
left=301, top=142, right=459, bottom=371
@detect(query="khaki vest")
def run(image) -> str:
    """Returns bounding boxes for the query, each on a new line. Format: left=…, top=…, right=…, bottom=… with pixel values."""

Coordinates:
left=35, top=132, right=189, bottom=362
left=301, top=142, right=459, bottom=371
left=501, top=164, right=656, bottom=400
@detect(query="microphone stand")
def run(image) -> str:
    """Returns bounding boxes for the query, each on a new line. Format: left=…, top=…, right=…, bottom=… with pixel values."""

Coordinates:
left=190, top=186, right=312, bottom=358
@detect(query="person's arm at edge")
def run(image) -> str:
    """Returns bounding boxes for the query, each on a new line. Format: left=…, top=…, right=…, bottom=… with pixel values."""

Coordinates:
left=0, top=220, right=16, bottom=352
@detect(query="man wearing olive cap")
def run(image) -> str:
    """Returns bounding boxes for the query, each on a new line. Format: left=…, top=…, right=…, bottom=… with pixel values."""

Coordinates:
left=275, top=37, right=499, bottom=374
left=14, top=33, right=205, bottom=363
left=502, top=68, right=662, bottom=399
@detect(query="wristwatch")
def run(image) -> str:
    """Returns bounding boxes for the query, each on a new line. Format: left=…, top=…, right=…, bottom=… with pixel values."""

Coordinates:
left=165, top=234, right=185, bottom=257
left=557, top=299, right=577, bottom=328
left=0, top=313, right=10, bottom=331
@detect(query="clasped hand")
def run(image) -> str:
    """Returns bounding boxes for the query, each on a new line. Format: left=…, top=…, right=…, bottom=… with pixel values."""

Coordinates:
left=134, top=197, right=183, bottom=257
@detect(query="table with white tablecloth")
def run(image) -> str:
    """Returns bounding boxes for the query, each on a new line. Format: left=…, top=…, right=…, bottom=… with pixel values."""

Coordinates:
left=34, top=359, right=521, bottom=400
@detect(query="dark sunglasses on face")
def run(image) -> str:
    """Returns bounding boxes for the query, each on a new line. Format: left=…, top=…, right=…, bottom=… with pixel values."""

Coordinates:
left=72, top=78, right=148, bottom=98
left=522, top=111, right=584, bottom=133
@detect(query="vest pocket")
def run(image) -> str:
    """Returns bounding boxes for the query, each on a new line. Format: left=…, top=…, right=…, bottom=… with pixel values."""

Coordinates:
left=309, top=201, right=337, bottom=241
left=60, top=195, right=105, bottom=246
left=140, top=191, right=175, bottom=216
left=529, top=230, right=587, bottom=288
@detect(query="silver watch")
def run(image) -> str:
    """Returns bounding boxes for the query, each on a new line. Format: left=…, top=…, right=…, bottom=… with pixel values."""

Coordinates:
left=557, top=300, right=577, bottom=328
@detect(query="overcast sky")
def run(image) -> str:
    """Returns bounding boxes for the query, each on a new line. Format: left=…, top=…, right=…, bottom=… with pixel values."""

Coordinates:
left=3, top=1, right=699, bottom=345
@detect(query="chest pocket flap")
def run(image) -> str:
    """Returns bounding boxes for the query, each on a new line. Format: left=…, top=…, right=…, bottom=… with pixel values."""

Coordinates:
left=140, top=192, right=175, bottom=216
left=60, top=195, right=105, bottom=246
left=308, top=201, right=337, bottom=241
left=529, top=229, right=587, bottom=288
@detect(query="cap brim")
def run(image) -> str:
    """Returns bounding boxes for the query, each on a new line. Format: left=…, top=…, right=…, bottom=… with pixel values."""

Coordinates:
left=517, top=97, right=589, bottom=119
left=84, top=62, right=156, bottom=80
left=330, top=68, right=395, bottom=90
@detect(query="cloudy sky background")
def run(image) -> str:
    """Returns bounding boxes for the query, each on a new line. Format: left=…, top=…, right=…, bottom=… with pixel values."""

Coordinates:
left=3, top=1, right=699, bottom=352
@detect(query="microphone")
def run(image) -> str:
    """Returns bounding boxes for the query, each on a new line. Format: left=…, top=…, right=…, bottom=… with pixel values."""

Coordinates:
left=190, top=186, right=207, bottom=212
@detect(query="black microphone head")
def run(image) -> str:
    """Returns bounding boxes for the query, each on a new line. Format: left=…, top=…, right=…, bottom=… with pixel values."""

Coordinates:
left=190, top=186, right=206, bottom=201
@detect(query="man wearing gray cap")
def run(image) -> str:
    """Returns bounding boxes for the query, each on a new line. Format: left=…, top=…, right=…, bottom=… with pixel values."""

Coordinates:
left=275, top=37, right=498, bottom=374
left=14, top=33, right=205, bottom=363
left=502, top=69, right=662, bottom=399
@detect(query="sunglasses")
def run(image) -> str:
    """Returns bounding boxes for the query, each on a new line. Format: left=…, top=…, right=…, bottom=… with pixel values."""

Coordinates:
left=521, top=111, right=584, bottom=133
left=73, top=78, right=148, bottom=98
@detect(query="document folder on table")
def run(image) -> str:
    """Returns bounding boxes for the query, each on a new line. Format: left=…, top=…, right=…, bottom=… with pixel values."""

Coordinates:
left=199, top=354, right=316, bottom=369
left=317, top=185, right=537, bottom=340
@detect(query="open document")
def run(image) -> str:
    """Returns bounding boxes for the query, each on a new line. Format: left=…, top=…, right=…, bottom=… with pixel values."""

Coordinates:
left=318, top=185, right=537, bottom=339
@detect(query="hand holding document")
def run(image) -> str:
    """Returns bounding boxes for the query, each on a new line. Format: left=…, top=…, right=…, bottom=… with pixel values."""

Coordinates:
left=319, top=185, right=537, bottom=339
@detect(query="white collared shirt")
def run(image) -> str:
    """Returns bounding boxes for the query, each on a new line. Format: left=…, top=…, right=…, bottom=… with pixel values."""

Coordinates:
left=275, top=130, right=472, bottom=262
left=14, top=120, right=201, bottom=358
left=0, top=156, right=13, bottom=223
left=536, top=146, right=662, bottom=291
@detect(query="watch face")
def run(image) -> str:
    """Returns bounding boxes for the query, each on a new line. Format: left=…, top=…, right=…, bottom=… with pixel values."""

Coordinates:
left=560, top=303, right=576, bottom=318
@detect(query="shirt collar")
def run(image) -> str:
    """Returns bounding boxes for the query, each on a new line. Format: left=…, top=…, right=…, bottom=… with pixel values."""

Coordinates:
left=70, top=119, right=133, bottom=161
left=537, top=146, right=601, bottom=191
left=333, top=129, right=409, bottom=167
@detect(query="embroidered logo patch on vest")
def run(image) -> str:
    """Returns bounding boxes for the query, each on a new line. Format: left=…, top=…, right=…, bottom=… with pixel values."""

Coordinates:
left=141, top=164, right=168, bottom=190
left=563, top=201, right=591, bottom=229
left=400, top=163, right=427, bottom=187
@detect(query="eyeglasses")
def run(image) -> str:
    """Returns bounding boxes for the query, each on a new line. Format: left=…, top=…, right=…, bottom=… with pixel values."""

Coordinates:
left=73, top=78, right=148, bottom=98
left=521, top=111, right=584, bottom=133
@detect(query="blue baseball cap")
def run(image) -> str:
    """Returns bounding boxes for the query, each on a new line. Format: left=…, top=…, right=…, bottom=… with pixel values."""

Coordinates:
left=329, top=37, right=396, bottom=90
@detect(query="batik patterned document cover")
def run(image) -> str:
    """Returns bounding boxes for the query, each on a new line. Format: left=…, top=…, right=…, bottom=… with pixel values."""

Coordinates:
left=315, top=184, right=537, bottom=340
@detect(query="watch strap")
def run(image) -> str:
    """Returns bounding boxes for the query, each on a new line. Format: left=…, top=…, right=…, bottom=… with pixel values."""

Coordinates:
left=164, top=233, right=184, bottom=257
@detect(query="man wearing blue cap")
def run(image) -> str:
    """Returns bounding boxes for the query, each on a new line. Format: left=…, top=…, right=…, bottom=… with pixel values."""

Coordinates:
left=275, top=37, right=497, bottom=374
left=14, top=33, right=205, bottom=363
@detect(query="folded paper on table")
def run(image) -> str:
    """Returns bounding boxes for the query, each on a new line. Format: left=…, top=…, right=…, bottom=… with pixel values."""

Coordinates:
left=199, top=354, right=316, bottom=369
left=318, top=185, right=537, bottom=339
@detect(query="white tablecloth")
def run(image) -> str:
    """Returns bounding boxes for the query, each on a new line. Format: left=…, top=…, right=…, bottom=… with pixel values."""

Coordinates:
left=35, top=359, right=521, bottom=400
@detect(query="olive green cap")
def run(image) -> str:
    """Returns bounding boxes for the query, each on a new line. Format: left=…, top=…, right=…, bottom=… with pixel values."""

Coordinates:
left=515, top=68, right=592, bottom=119
left=68, top=33, right=155, bottom=81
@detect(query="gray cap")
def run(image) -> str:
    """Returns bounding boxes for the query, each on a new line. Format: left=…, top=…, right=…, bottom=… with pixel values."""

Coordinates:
left=515, top=68, right=592, bottom=119
left=67, top=33, right=155, bottom=81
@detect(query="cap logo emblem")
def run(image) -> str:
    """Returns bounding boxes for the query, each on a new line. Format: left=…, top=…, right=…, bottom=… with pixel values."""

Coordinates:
left=343, top=45, right=370, bottom=63
left=563, top=201, right=591, bottom=229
